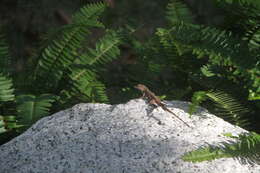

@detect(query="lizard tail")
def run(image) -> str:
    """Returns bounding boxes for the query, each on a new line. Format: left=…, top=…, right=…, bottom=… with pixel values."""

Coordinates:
left=163, top=107, right=191, bottom=128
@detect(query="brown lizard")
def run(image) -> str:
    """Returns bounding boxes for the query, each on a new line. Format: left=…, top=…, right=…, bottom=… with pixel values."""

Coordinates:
left=135, top=84, right=191, bottom=127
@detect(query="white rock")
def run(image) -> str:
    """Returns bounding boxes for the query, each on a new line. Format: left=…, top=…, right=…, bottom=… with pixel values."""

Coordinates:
left=0, top=99, right=259, bottom=173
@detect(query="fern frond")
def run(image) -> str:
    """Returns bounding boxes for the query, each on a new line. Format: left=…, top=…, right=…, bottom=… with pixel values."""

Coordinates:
left=65, top=65, right=108, bottom=102
left=244, top=25, right=260, bottom=51
left=160, top=22, right=259, bottom=99
left=164, top=22, right=253, bottom=68
left=182, top=145, right=228, bottom=162
left=16, top=94, right=56, bottom=125
left=78, top=30, right=121, bottom=66
left=60, top=31, right=121, bottom=103
left=0, top=73, right=15, bottom=102
left=182, top=132, right=260, bottom=164
left=73, top=2, right=106, bottom=25
left=189, top=91, right=208, bottom=115
left=220, top=1, right=260, bottom=52
left=206, top=91, right=250, bottom=126
left=0, top=35, right=11, bottom=74
left=85, top=81, right=108, bottom=103
left=42, top=3, right=106, bottom=48
left=189, top=90, right=250, bottom=127
left=0, top=115, right=24, bottom=134
left=166, top=0, right=194, bottom=25
left=217, top=0, right=260, bottom=9
left=200, top=65, right=216, bottom=77
left=34, top=3, right=106, bottom=91
left=35, top=29, right=88, bottom=90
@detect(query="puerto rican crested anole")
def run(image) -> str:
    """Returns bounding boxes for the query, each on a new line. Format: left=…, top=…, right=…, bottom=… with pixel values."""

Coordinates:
left=135, top=84, right=191, bottom=127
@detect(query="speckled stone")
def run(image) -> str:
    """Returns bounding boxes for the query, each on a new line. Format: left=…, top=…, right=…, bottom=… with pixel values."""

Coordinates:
left=0, top=99, right=259, bottom=173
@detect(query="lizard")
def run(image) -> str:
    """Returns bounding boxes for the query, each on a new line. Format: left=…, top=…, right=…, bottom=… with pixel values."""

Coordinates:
left=135, top=84, right=191, bottom=128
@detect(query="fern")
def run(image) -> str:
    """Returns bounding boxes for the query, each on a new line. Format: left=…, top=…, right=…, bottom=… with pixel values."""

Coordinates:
left=182, top=145, right=229, bottom=163
left=0, top=35, right=11, bottom=74
left=62, top=65, right=108, bottom=103
left=16, top=94, right=56, bottom=125
left=158, top=22, right=259, bottom=100
left=245, top=25, right=260, bottom=51
left=217, top=0, right=260, bottom=8
left=200, top=65, right=216, bottom=77
left=42, top=2, right=106, bottom=48
left=166, top=0, right=194, bottom=24
left=189, top=90, right=250, bottom=127
left=0, top=35, right=23, bottom=134
left=34, top=28, right=89, bottom=90
left=207, top=91, right=250, bottom=126
left=170, top=23, right=252, bottom=68
left=0, top=2, right=120, bottom=139
left=0, top=73, right=15, bottom=102
left=0, top=116, right=24, bottom=134
left=73, top=2, right=106, bottom=25
left=218, top=0, right=260, bottom=55
left=61, top=31, right=120, bottom=103
left=79, top=31, right=121, bottom=66
left=189, top=91, right=208, bottom=115
left=182, top=132, right=260, bottom=164
left=34, top=2, right=106, bottom=91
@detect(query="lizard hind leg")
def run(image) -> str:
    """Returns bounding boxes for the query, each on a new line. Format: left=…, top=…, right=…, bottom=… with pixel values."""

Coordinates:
left=149, top=99, right=158, bottom=106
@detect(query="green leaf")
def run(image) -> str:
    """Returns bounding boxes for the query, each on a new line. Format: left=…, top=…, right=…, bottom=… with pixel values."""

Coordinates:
left=0, top=115, right=24, bottom=134
left=189, top=90, right=250, bottom=127
left=3, top=115, right=16, bottom=122
left=182, top=146, right=229, bottom=162
left=206, top=91, right=250, bottom=127
left=0, top=127, right=7, bottom=134
left=34, top=3, right=107, bottom=91
left=182, top=132, right=260, bottom=164
left=248, top=89, right=260, bottom=101
left=72, top=2, right=106, bottom=26
left=223, top=132, right=233, bottom=137
left=216, top=0, right=260, bottom=9
left=59, top=31, right=121, bottom=103
left=62, top=65, right=109, bottom=103
left=200, top=65, right=216, bottom=77
left=80, top=30, right=121, bottom=66
left=188, top=91, right=207, bottom=115
left=17, top=94, right=56, bottom=125
left=0, top=34, right=11, bottom=74
left=166, top=0, right=194, bottom=24
left=0, top=116, right=5, bottom=128
left=0, top=73, right=15, bottom=102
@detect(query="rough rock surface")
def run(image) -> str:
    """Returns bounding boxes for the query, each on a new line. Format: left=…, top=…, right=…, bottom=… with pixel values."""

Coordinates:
left=0, top=99, right=259, bottom=173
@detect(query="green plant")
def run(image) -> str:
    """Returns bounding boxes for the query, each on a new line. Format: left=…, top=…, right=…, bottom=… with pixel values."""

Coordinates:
left=0, top=37, right=24, bottom=134
left=0, top=2, right=122, bottom=141
left=159, top=0, right=260, bottom=163
left=152, top=0, right=259, bottom=124
left=182, top=132, right=260, bottom=164
left=189, top=90, right=250, bottom=127
left=0, top=116, right=24, bottom=134
left=111, top=0, right=259, bottom=163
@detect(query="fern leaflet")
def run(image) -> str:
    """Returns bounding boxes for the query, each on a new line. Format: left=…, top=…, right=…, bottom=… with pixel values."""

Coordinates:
left=17, top=94, right=56, bottom=125
left=189, top=90, right=250, bottom=127
left=0, top=35, right=11, bottom=74
left=182, top=132, right=260, bottom=164
left=61, top=31, right=121, bottom=103
left=0, top=73, right=15, bottom=102
left=34, top=3, right=106, bottom=91
left=166, top=0, right=194, bottom=24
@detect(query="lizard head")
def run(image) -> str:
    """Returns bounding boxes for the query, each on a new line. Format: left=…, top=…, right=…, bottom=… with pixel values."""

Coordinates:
left=134, top=84, right=147, bottom=91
